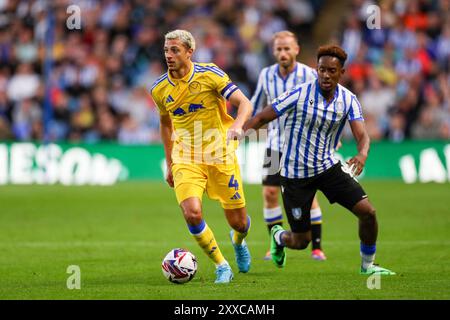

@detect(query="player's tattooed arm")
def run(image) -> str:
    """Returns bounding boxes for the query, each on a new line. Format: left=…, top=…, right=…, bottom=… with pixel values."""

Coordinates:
left=348, top=120, right=370, bottom=176
left=243, top=105, right=278, bottom=132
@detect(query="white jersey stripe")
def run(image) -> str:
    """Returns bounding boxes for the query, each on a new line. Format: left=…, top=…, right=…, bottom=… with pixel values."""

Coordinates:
left=293, top=84, right=313, bottom=178
left=301, top=86, right=320, bottom=178
left=312, top=94, right=332, bottom=175
left=251, top=87, right=263, bottom=116
left=282, top=87, right=302, bottom=177
left=321, top=88, right=340, bottom=173
left=272, top=66, right=280, bottom=151
left=332, top=90, right=349, bottom=150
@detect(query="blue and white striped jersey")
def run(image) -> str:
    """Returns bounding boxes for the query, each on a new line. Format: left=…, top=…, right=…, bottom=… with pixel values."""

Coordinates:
left=250, top=62, right=317, bottom=152
left=272, top=79, right=364, bottom=179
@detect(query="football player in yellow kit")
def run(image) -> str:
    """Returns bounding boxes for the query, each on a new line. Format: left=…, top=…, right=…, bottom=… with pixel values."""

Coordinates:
left=150, top=30, right=253, bottom=284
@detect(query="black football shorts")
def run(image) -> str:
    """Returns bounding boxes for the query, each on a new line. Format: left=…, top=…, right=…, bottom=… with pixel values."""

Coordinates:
left=280, top=162, right=367, bottom=233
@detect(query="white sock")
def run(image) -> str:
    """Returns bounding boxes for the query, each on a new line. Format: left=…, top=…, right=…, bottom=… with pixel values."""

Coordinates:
left=263, top=206, right=283, bottom=224
left=274, top=230, right=285, bottom=246
left=310, top=207, right=322, bottom=224
left=361, top=253, right=375, bottom=270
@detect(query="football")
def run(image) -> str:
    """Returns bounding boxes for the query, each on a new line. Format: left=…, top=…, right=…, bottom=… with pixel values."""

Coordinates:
left=161, top=248, right=198, bottom=284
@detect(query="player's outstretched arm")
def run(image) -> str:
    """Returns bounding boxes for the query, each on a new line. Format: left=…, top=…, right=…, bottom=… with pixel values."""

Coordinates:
left=243, top=105, right=278, bottom=132
left=160, top=114, right=175, bottom=187
left=347, top=120, right=370, bottom=177
left=227, top=89, right=253, bottom=142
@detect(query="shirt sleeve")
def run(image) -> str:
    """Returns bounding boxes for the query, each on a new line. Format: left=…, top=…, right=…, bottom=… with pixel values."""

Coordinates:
left=271, top=85, right=302, bottom=116
left=348, top=94, right=364, bottom=121
left=250, top=69, right=268, bottom=116
left=204, top=64, right=239, bottom=100
left=305, top=67, right=318, bottom=82
left=149, top=88, right=168, bottom=115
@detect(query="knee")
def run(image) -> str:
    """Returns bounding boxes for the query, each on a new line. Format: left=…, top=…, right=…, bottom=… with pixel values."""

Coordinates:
left=232, top=221, right=247, bottom=233
left=230, top=215, right=248, bottom=233
left=263, top=187, right=279, bottom=206
left=360, top=207, right=377, bottom=222
left=182, top=204, right=203, bottom=225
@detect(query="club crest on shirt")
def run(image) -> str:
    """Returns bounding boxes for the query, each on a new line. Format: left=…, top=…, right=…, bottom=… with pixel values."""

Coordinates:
left=188, top=81, right=202, bottom=94
left=309, top=99, right=314, bottom=105
left=292, top=207, right=302, bottom=220
left=336, top=101, right=344, bottom=112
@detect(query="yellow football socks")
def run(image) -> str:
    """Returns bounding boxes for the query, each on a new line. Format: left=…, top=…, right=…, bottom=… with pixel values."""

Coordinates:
left=189, top=220, right=226, bottom=266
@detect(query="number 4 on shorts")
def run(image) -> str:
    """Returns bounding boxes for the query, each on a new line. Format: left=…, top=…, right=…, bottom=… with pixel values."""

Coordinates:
left=228, top=175, right=239, bottom=190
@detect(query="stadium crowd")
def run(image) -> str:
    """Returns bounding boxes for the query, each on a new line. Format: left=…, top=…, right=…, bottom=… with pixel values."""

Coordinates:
left=0, top=0, right=448, bottom=144
left=338, top=0, right=449, bottom=141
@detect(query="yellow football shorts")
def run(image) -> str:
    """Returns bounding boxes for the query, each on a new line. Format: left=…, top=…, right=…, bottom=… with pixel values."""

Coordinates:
left=172, top=158, right=246, bottom=209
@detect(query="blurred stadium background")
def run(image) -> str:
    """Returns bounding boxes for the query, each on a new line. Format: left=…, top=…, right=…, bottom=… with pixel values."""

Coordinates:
left=0, top=0, right=449, bottom=300
left=1, top=0, right=449, bottom=143
left=0, top=0, right=448, bottom=185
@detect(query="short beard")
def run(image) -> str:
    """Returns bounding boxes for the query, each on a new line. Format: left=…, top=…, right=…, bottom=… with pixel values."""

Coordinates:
left=279, top=60, right=293, bottom=70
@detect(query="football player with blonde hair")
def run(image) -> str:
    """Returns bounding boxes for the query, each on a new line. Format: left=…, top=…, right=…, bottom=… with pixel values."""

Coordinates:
left=150, top=30, right=253, bottom=284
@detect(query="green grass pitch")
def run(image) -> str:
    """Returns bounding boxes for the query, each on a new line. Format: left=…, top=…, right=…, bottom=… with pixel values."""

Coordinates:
left=0, top=181, right=449, bottom=300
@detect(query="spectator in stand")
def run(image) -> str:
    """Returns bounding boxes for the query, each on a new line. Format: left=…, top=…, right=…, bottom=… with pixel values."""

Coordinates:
left=0, top=0, right=447, bottom=144
left=360, top=75, right=395, bottom=135
left=12, top=97, right=42, bottom=141
left=386, top=111, right=406, bottom=142
left=411, top=85, right=448, bottom=139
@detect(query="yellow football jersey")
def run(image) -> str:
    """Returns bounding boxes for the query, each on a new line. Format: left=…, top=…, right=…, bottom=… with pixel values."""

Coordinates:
left=150, top=62, right=239, bottom=164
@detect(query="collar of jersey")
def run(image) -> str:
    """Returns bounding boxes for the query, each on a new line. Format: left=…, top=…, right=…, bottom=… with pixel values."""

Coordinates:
left=167, top=61, right=195, bottom=84
left=316, top=79, right=339, bottom=106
